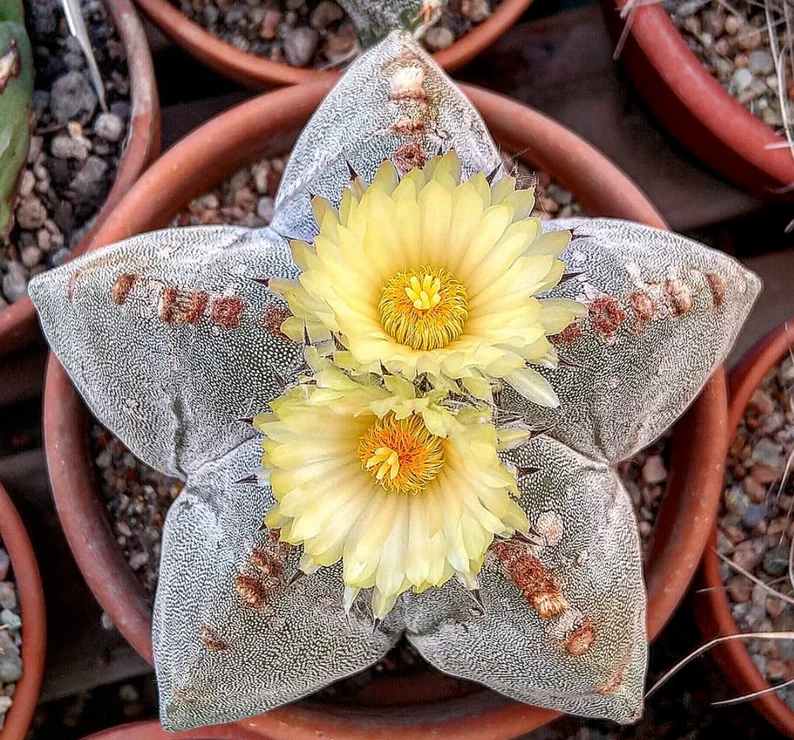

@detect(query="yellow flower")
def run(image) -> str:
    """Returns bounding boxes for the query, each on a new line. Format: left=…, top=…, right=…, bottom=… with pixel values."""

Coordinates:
left=254, top=357, right=529, bottom=619
left=271, top=150, right=585, bottom=407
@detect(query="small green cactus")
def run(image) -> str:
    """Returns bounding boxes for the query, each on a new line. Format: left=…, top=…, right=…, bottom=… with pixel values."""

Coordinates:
left=0, top=0, right=33, bottom=240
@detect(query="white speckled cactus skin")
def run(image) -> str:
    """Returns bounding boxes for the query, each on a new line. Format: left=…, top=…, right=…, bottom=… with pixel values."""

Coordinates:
left=28, top=31, right=761, bottom=733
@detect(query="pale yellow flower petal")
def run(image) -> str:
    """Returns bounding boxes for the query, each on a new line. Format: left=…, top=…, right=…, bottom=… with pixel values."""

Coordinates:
left=258, top=375, right=526, bottom=616
left=274, top=149, right=576, bottom=401
left=540, top=297, right=588, bottom=334
left=506, top=367, right=560, bottom=407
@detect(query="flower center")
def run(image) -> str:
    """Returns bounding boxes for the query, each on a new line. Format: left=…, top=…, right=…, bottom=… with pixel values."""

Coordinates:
left=379, top=266, right=468, bottom=351
left=357, top=413, right=444, bottom=494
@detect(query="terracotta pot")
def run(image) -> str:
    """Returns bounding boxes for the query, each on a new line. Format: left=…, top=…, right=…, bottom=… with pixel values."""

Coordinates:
left=132, top=0, right=533, bottom=87
left=0, top=0, right=160, bottom=359
left=82, top=719, right=263, bottom=739
left=43, top=81, right=728, bottom=739
left=0, top=482, right=46, bottom=740
left=601, top=0, right=794, bottom=198
left=695, top=318, right=794, bottom=738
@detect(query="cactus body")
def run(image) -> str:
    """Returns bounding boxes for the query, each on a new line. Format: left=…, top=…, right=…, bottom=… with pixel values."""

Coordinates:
left=27, top=31, right=762, bottom=733
left=337, top=0, right=448, bottom=47
left=0, top=0, right=33, bottom=240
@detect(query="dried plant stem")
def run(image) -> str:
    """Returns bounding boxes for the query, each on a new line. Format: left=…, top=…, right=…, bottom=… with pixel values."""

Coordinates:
left=646, top=631, right=794, bottom=698
left=712, top=675, right=794, bottom=705
left=765, top=0, right=794, bottom=188
left=60, top=0, right=107, bottom=112
left=716, top=550, right=794, bottom=606
left=613, top=0, right=665, bottom=60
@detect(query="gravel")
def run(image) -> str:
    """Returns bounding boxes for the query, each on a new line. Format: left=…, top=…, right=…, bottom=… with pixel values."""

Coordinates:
left=0, top=538, right=22, bottom=732
left=718, top=354, right=794, bottom=709
left=92, top=425, right=183, bottom=602
left=168, top=0, right=502, bottom=69
left=666, top=0, right=792, bottom=130
left=1, top=0, right=131, bottom=305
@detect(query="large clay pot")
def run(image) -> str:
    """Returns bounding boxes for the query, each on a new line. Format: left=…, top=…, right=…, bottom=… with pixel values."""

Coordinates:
left=43, top=80, right=729, bottom=739
left=0, top=482, right=46, bottom=740
left=133, top=0, right=533, bottom=87
left=696, top=318, right=794, bottom=738
left=0, top=0, right=160, bottom=359
left=601, top=0, right=794, bottom=198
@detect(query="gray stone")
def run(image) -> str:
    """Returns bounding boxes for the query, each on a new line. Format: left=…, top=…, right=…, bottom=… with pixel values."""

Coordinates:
left=763, top=106, right=784, bottom=128
left=256, top=196, right=276, bottom=223
left=94, top=112, right=125, bottom=143
left=0, top=631, right=20, bottom=683
left=51, top=134, right=91, bottom=161
left=129, top=551, right=149, bottom=570
left=742, top=503, right=767, bottom=529
left=731, top=67, right=754, bottom=94
left=284, top=28, right=320, bottom=67
left=700, top=9, right=725, bottom=37
left=18, top=170, right=35, bottom=199
left=763, top=542, right=790, bottom=577
left=20, top=246, right=43, bottom=269
left=752, top=437, right=785, bottom=468
left=0, top=551, right=7, bottom=581
left=462, top=0, right=491, bottom=23
left=49, top=248, right=71, bottom=268
left=752, top=582, right=769, bottom=607
left=546, top=183, right=573, bottom=207
left=310, top=1, right=344, bottom=29
left=70, top=156, right=109, bottom=204
left=779, top=356, right=794, bottom=388
left=15, top=197, right=47, bottom=231
left=2, top=267, right=28, bottom=304
left=749, top=50, right=775, bottom=76
left=0, top=695, right=11, bottom=716
left=761, top=411, right=786, bottom=435
left=725, top=485, right=750, bottom=517
left=0, top=583, right=15, bottom=611
left=50, top=71, right=97, bottom=125
left=424, top=25, right=455, bottom=52
left=0, top=609, right=21, bottom=631
left=732, top=538, right=766, bottom=572
left=746, top=604, right=769, bottom=630
left=31, top=90, right=50, bottom=127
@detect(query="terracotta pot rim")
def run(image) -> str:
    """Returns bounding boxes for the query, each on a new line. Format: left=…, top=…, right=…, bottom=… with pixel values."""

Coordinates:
left=0, top=482, right=46, bottom=740
left=696, top=317, right=794, bottom=738
left=131, top=0, right=533, bottom=87
left=608, top=1, right=794, bottom=192
left=0, top=0, right=161, bottom=359
left=43, top=81, right=727, bottom=739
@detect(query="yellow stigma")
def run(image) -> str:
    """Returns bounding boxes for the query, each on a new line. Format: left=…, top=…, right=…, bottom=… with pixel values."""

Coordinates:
left=379, top=266, right=468, bottom=351
left=357, top=413, right=444, bottom=494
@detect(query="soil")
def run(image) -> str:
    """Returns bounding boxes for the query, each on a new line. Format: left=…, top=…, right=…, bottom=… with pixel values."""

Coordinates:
left=92, top=425, right=183, bottom=602
left=0, top=537, right=22, bottom=732
left=717, top=353, right=794, bottom=709
left=667, top=0, right=792, bottom=131
left=167, top=0, right=503, bottom=70
left=1, top=0, right=131, bottom=307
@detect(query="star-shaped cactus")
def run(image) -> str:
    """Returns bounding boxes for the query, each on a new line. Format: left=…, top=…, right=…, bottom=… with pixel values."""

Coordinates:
left=29, top=32, right=760, bottom=732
